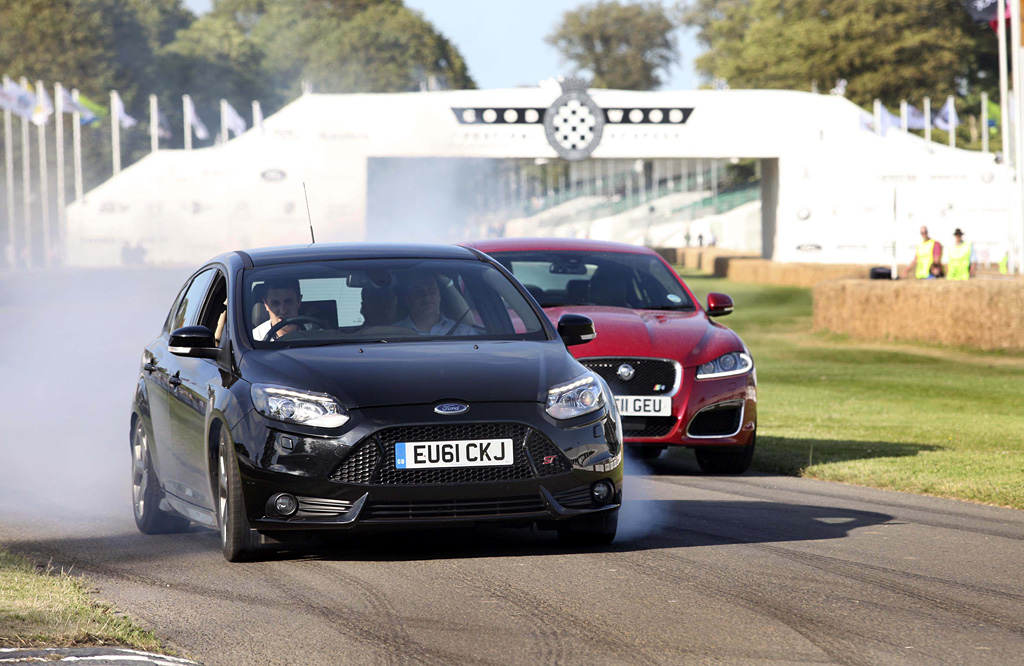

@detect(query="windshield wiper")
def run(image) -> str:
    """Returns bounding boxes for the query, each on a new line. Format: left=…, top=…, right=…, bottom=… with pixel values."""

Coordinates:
left=646, top=304, right=696, bottom=311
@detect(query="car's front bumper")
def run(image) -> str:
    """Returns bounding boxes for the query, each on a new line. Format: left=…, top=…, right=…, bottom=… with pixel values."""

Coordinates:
left=230, top=402, right=624, bottom=531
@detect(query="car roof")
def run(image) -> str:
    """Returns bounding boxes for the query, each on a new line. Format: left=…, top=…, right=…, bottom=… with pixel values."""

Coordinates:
left=237, top=243, right=482, bottom=267
left=465, top=237, right=660, bottom=256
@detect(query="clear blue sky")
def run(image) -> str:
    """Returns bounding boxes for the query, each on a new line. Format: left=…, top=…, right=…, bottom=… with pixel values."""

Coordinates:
left=181, top=0, right=700, bottom=90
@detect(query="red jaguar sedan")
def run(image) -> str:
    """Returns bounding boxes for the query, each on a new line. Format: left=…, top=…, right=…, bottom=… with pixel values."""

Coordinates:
left=466, top=238, right=757, bottom=474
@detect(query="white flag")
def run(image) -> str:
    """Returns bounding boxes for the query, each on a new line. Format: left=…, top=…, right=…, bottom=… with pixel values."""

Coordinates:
left=0, top=79, right=36, bottom=120
left=157, top=111, right=172, bottom=139
left=879, top=104, right=902, bottom=135
left=187, top=95, right=210, bottom=140
left=933, top=97, right=959, bottom=132
left=58, top=87, right=97, bottom=124
left=113, top=93, right=137, bottom=129
left=32, top=84, right=54, bottom=125
left=222, top=99, right=247, bottom=137
left=905, top=104, right=927, bottom=131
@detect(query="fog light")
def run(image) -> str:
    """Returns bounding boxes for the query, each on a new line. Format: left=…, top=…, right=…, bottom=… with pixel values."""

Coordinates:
left=591, top=480, right=614, bottom=505
left=272, top=493, right=298, bottom=516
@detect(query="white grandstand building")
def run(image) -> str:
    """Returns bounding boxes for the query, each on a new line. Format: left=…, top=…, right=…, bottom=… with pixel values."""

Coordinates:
left=67, top=81, right=1015, bottom=268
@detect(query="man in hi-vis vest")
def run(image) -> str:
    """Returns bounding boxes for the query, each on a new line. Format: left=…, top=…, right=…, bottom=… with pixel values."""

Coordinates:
left=946, top=228, right=976, bottom=280
left=904, top=226, right=943, bottom=279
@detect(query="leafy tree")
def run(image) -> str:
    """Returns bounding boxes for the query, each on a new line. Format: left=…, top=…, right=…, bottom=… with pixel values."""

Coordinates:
left=255, top=0, right=475, bottom=95
left=677, top=0, right=999, bottom=107
left=546, top=1, right=679, bottom=90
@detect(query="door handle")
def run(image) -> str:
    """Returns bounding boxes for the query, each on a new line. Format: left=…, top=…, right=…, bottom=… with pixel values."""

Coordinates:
left=169, top=374, right=182, bottom=387
left=143, top=363, right=157, bottom=373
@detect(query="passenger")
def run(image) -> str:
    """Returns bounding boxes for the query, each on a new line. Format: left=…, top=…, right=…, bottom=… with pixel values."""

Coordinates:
left=360, top=285, right=397, bottom=328
left=252, top=278, right=302, bottom=341
left=395, top=272, right=477, bottom=336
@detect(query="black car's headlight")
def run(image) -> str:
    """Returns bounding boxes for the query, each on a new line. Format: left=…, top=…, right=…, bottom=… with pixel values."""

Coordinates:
left=546, top=372, right=604, bottom=420
left=696, top=352, right=753, bottom=380
left=251, top=384, right=350, bottom=428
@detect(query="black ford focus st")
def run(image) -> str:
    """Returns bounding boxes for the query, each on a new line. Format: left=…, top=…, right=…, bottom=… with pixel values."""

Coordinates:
left=131, top=244, right=623, bottom=561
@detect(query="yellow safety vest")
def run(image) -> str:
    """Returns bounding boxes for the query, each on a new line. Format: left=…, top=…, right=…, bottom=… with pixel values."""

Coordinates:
left=1000, top=253, right=1009, bottom=275
left=947, top=242, right=972, bottom=280
left=915, top=239, right=936, bottom=279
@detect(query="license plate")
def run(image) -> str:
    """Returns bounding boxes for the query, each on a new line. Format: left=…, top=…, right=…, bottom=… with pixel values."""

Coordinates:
left=395, top=439, right=514, bottom=469
left=614, top=396, right=672, bottom=416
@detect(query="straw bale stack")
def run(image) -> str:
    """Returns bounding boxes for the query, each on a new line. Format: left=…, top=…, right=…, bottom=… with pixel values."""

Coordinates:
left=715, top=258, right=870, bottom=287
left=813, top=278, right=1024, bottom=351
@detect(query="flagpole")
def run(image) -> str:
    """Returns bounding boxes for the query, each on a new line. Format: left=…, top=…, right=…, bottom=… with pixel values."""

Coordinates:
left=55, top=82, right=65, bottom=266
left=873, top=99, right=882, bottom=136
left=1012, top=0, right=1024, bottom=273
left=924, top=97, right=932, bottom=142
left=2, top=75, right=14, bottom=268
left=110, top=91, right=121, bottom=175
left=150, top=94, right=158, bottom=153
left=19, top=77, right=31, bottom=267
left=71, top=89, right=83, bottom=206
left=947, top=95, right=956, bottom=148
left=998, top=0, right=1013, bottom=272
left=982, top=92, right=989, bottom=153
left=183, top=94, right=192, bottom=151
left=900, top=100, right=908, bottom=133
left=252, top=100, right=263, bottom=133
left=220, top=99, right=228, bottom=145
left=34, top=81, right=50, bottom=266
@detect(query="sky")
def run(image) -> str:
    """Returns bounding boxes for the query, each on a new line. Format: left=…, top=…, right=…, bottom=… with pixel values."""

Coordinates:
left=181, top=0, right=701, bottom=91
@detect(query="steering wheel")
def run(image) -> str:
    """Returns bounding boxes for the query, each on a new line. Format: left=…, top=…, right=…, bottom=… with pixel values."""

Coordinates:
left=263, top=315, right=325, bottom=342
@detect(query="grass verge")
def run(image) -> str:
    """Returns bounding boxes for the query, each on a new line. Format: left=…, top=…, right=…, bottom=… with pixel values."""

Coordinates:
left=678, top=272, right=1024, bottom=509
left=0, top=546, right=165, bottom=650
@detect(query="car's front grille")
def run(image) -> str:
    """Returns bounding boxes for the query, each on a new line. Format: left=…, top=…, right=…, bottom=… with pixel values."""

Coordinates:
left=622, top=416, right=676, bottom=438
left=329, top=423, right=571, bottom=485
left=687, top=403, right=742, bottom=437
left=361, top=496, right=546, bottom=520
left=580, top=358, right=677, bottom=396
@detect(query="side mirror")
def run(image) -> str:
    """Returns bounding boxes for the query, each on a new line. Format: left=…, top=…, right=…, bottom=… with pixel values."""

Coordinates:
left=169, top=325, right=219, bottom=359
left=557, top=314, right=596, bottom=347
left=706, top=293, right=734, bottom=317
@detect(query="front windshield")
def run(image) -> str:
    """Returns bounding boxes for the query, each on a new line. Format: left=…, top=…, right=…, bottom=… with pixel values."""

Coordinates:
left=487, top=251, right=695, bottom=311
left=243, top=258, right=547, bottom=347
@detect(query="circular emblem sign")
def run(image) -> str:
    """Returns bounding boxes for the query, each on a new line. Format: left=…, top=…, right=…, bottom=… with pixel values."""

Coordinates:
left=544, top=80, right=604, bottom=161
left=617, top=364, right=635, bottom=381
left=434, top=402, right=469, bottom=415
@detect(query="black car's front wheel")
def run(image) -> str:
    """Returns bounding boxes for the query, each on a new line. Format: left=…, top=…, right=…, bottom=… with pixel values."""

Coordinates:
left=557, top=509, right=618, bottom=546
left=218, top=427, right=261, bottom=562
left=131, top=419, right=189, bottom=534
left=694, top=431, right=756, bottom=475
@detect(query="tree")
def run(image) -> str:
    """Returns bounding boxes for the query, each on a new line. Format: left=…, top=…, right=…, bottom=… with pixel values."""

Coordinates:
left=677, top=0, right=999, bottom=107
left=255, top=0, right=475, bottom=95
left=546, top=1, right=679, bottom=90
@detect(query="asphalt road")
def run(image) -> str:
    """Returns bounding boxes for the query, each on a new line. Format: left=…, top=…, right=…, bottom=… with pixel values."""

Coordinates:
left=2, top=269, right=1023, bottom=665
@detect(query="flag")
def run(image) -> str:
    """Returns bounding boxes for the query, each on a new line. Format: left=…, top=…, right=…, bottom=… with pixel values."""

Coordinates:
left=905, top=104, right=927, bottom=130
left=58, top=87, right=97, bottom=124
left=186, top=96, right=210, bottom=140
left=964, top=0, right=999, bottom=22
left=879, top=104, right=901, bottom=135
left=112, top=93, right=137, bottom=129
left=222, top=99, right=247, bottom=137
left=0, top=79, right=36, bottom=120
left=829, top=79, right=848, bottom=97
left=987, top=98, right=1000, bottom=133
left=77, top=94, right=107, bottom=125
left=32, top=84, right=53, bottom=125
left=157, top=112, right=172, bottom=139
left=934, top=97, right=959, bottom=132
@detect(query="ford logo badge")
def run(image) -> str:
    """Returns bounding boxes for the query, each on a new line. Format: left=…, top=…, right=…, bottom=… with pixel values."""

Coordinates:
left=434, top=402, right=468, bottom=415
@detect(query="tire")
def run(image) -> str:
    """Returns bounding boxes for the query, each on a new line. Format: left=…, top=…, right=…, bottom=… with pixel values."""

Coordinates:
left=131, top=418, right=190, bottom=535
left=695, top=432, right=755, bottom=475
left=217, top=427, right=261, bottom=562
left=557, top=509, right=618, bottom=547
left=628, top=446, right=664, bottom=461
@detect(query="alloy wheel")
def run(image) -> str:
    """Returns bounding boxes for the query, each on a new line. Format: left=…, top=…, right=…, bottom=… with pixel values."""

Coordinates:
left=131, top=423, right=149, bottom=519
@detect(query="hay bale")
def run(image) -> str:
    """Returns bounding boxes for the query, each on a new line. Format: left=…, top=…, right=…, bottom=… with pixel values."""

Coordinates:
left=813, top=278, right=1024, bottom=351
left=711, top=258, right=870, bottom=287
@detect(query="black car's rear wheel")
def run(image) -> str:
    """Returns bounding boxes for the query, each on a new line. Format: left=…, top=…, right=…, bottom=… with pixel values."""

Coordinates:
left=694, top=432, right=755, bottom=475
left=218, top=428, right=261, bottom=562
left=131, top=419, right=189, bottom=534
left=557, top=508, right=618, bottom=546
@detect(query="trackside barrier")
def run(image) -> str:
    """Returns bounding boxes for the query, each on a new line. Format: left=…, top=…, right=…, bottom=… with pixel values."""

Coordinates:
left=814, top=278, right=1024, bottom=352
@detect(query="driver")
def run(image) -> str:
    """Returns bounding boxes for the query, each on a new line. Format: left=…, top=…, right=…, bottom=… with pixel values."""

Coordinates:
left=252, top=278, right=304, bottom=341
left=395, top=271, right=477, bottom=336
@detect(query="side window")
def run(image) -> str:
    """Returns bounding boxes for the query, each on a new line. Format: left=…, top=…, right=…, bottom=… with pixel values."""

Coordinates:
left=163, top=283, right=189, bottom=334
left=170, top=268, right=216, bottom=332
left=198, top=272, right=228, bottom=345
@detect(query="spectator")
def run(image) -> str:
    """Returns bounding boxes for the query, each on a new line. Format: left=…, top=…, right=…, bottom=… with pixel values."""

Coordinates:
left=903, top=226, right=942, bottom=279
left=946, top=228, right=976, bottom=280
